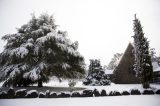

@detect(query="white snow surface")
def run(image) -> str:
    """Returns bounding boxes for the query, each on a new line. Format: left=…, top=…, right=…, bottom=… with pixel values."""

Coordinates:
left=0, top=95, right=160, bottom=106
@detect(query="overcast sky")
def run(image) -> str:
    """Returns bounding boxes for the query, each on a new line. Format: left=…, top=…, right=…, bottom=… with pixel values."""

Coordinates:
left=0, top=0, right=160, bottom=66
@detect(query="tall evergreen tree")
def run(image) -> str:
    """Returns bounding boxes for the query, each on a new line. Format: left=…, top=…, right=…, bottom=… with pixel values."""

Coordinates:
left=132, top=14, right=153, bottom=88
left=0, top=13, right=85, bottom=87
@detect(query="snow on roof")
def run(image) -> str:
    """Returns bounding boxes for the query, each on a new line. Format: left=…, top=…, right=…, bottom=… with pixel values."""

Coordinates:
left=152, top=61, right=160, bottom=72
left=105, top=69, right=114, bottom=75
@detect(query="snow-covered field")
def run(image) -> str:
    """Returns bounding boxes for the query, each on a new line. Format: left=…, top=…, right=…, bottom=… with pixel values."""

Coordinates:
left=44, top=80, right=160, bottom=93
left=1, top=80, right=160, bottom=93
left=0, top=81, right=160, bottom=106
left=0, top=95, right=160, bottom=106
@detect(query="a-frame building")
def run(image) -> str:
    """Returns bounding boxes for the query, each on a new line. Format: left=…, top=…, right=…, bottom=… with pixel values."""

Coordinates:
left=113, top=43, right=139, bottom=84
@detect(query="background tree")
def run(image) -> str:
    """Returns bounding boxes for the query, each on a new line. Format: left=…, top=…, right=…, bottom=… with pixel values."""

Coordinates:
left=83, top=59, right=110, bottom=86
left=0, top=13, right=85, bottom=87
left=132, top=14, right=153, bottom=88
left=107, top=53, right=123, bottom=70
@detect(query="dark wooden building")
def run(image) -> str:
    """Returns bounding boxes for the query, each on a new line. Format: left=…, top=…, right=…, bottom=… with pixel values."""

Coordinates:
left=113, top=43, right=160, bottom=84
left=113, top=43, right=139, bottom=84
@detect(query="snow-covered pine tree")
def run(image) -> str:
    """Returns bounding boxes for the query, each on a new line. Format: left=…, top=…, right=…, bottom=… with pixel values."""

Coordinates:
left=83, top=59, right=110, bottom=86
left=132, top=14, right=153, bottom=88
left=0, top=13, right=85, bottom=87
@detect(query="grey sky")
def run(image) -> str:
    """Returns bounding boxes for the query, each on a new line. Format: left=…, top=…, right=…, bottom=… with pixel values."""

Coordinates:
left=0, top=0, right=160, bottom=65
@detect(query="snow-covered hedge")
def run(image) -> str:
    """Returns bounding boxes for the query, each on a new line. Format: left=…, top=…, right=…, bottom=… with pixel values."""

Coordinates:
left=71, top=92, right=81, bottom=97
left=39, top=92, right=45, bottom=98
left=143, top=90, right=154, bottom=95
left=7, top=87, right=15, bottom=98
left=81, top=90, right=93, bottom=97
left=100, top=89, right=107, bottom=96
left=0, top=91, right=7, bottom=99
left=109, top=91, right=121, bottom=96
left=49, top=92, right=57, bottom=98
left=25, top=90, right=39, bottom=98
left=155, top=89, right=160, bottom=94
left=93, top=89, right=100, bottom=97
left=121, top=91, right=130, bottom=95
left=15, top=89, right=27, bottom=98
left=58, top=92, right=70, bottom=98
left=0, top=88, right=159, bottom=99
left=130, top=89, right=141, bottom=95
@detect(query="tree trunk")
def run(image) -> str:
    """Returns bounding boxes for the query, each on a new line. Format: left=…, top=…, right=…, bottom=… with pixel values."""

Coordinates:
left=143, top=82, right=150, bottom=88
left=38, top=79, right=43, bottom=87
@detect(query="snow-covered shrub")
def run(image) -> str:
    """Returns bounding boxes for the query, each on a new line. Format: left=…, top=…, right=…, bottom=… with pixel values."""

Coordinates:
left=83, top=59, right=110, bottom=86
left=7, top=87, right=15, bottom=98
left=142, top=90, right=154, bottom=95
left=49, top=92, right=57, bottom=98
left=155, top=89, right=160, bottom=94
left=68, top=80, right=76, bottom=92
left=0, top=91, right=7, bottom=99
left=71, top=92, right=81, bottom=97
left=81, top=90, right=93, bottom=97
left=109, top=91, right=121, bottom=96
left=130, top=89, right=141, bottom=95
left=100, top=89, right=107, bottom=96
left=39, top=92, right=45, bottom=98
left=58, top=92, right=70, bottom=98
left=93, top=89, right=100, bottom=97
left=25, top=90, right=38, bottom=98
left=15, top=89, right=27, bottom=98
left=45, top=90, right=50, bottom=98
left=121, top=91, right=130, bottom=95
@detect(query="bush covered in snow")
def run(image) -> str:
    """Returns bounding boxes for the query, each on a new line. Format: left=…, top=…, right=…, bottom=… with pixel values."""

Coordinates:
left=25, top=90, right=38, bottom=98
left=15, top=89, right=27, bottom=98
left=121, top=91, right=130, bottom=95
left=100, top=89, right=107, bottom=96
left=7, top=87, right=15, bottom=98
left=49, top=92, right=57, bottom=98
left=0, top=91, right=7, bottom=99
left=93, top=89, right=100, bottom=97
left=155, top=89, right=160, bottom=94
left=81, top=90, right=93, bottom=97
left=109, top=91, right=121, bottom=96
left=39, top=92, right=45, bottom=98
left=142, top=90, right=154, bottom=95
left=130, top=89, right=141, bottom=95
left=68, top=80, right=76, bottom=92
left=71, top=92, right=81, bottom=97
left=58, top=92, right=70, bottom=98
left=45, top=90, right=50, bottom=98
left=83, top=59, right=110, bottom=86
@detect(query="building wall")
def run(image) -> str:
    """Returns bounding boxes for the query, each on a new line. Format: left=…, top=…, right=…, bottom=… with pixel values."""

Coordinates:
left=153, top=71, right=160, bottom=83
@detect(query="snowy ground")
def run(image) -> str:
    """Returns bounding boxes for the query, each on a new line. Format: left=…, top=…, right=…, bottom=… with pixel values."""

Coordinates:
left=1, top=80, right=160, bottom=93
left=0, top=81, right=160, bottom=106
left=0, top=95, right=160, bottom=106
left=45, top=80, right=160, bottom=93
